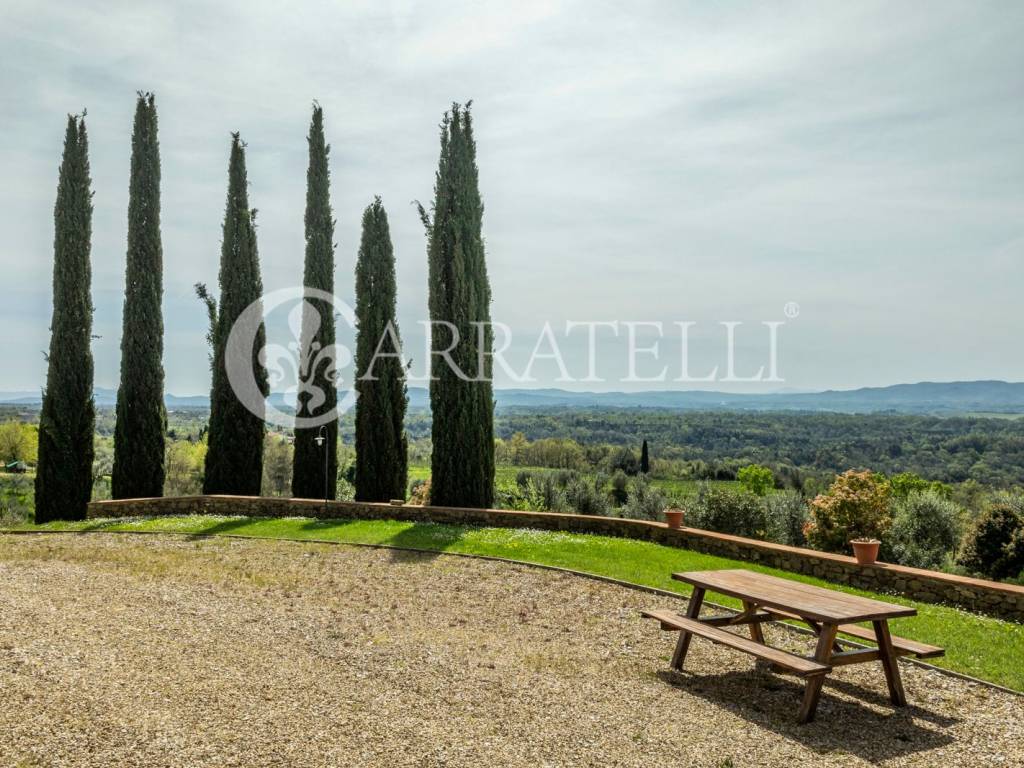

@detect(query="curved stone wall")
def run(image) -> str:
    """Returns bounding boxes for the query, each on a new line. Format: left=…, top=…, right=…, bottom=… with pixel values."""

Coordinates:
left=86, top=494, right=1024, bottom=622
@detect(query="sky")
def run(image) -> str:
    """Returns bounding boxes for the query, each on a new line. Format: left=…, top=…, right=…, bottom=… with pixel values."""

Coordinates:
left=0, top=0, right=1022, bottom=396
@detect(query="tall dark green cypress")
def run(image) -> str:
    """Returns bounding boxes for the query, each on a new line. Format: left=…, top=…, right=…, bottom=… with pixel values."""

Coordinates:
left=291, top=104, right=338, bottom=499
left=200, top=133, right=267, bottom=495
left=112, top=92, right=166, bottom=499
left=640, top=439, right=650, bottom=474
left=420, top=103, right=494, bottom=508
left=35, top=114, right=95, bottom=522
left=354, top=197, right=408, bottom=501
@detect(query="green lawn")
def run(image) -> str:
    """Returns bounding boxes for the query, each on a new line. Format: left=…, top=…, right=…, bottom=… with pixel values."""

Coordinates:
left=10, top=514, right=1024, bottom=692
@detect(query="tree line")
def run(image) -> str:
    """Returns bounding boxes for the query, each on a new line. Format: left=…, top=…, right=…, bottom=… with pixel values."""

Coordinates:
left=492, top=409, right=1024, bottom=489
left=35, top=95, right=494, bottom=522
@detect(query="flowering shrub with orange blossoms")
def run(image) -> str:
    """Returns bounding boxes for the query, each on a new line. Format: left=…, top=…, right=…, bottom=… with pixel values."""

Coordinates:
left=804, top=469, right=892, bottom=553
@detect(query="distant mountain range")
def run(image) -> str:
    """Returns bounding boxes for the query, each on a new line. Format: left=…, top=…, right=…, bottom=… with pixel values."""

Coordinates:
left=2, top=380, right=1024, bottom=415
left=481, top=381, right=1024, bottom=414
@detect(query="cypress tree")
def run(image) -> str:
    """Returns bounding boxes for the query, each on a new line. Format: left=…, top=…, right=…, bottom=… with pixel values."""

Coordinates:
left=35, top=114, right=95, bottom=522
left=291, top=104, right=338, bottom=499
left=112, top=92, right=166, bottom=499
left=200, top=133, right=267, bottom=495
left=640, top=439, right=650, bottom=474
left=419, top=103, right=494, bottom=508
left=354, top=197, right=408, bottom=501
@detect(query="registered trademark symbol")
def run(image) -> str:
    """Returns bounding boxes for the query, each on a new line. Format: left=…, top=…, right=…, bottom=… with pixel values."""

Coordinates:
left=784, top=301, right=800, bottom=319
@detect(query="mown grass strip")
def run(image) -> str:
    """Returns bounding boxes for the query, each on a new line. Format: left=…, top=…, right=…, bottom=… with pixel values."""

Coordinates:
left=9, top=514, right=1024, bottom=691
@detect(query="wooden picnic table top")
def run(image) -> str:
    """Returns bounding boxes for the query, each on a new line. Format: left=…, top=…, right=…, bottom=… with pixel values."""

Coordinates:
left=672, top=569, right=917, bottom=624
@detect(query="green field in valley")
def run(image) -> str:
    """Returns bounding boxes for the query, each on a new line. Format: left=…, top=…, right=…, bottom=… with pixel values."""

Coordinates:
left=409, top=463, right=742, bottom=498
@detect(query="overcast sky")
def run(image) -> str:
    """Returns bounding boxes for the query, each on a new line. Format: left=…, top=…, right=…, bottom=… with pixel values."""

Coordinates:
left=1, top=0, right=1022, bottom=395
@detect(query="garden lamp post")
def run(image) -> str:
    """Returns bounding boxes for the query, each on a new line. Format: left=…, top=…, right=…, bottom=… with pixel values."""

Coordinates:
left=313, top=425, right=329, bottom=515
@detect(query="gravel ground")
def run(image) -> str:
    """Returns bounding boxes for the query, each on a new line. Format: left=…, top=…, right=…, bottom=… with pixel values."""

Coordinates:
left=1, top=533, right=1021, bottom=768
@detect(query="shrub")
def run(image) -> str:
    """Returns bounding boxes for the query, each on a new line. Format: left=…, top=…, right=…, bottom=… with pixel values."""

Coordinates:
left=564, top=476, right=609, bottom=516
left=342, top=462, right=357, bottom=486
left=0, top=474, right=34, bottom=526
left=762, top=491, right=808, bottom=546
left=889, top=471, right=952, bottom=501
left=165, top=439, right=207, bottom=497
left=688, top=483, right=767, bottom=539
left=609, top=470, right=629, bottom=505
left=805, top=469, right=891, bottom=553
left=534, top=474, right=569, bottom=512
left=0, top=420, right=37, bottom=465
left=607, top=446, right=640, bottom=476
left=335, top=475, right=356, bottom=502
left=493, top=480, right=543, bottom=511
left=883, top=491, right=964, bottom=570
left=738, top=464, right=774, bottom=497
left=958, top=495, right=1024, bottom=580
left=552, top=469, right=578, bottom=488
left=408, top=479, right=430, bottom=506
left=620, top=475, right=667, bottom=521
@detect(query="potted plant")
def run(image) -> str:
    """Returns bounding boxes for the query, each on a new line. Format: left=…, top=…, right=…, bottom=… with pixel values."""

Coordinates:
left=664, top=507, right=685, bottom=530
left=850, top=537, right=881, bottom=565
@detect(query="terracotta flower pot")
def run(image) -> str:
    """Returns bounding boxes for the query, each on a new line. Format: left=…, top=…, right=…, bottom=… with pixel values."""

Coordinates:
left=664, top=508, right=684, bottom=530
left=850, top=539, right=880, bottom=565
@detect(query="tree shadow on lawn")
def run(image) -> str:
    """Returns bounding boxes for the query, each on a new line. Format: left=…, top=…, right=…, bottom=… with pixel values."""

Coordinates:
left=380, top=522, right=469, bottom=563
left=67, top=519, right=129, bottom=532
left=45, top=518, right=155, bottom=533
left=285, top=518, right=470, bottom=563
left=183, top=517, right=263, bottom=539
left=655, top=669, right=956, bottom=761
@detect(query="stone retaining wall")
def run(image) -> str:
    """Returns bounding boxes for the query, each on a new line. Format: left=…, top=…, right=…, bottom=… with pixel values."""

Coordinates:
left=87, top=494, right=1024, bottom=622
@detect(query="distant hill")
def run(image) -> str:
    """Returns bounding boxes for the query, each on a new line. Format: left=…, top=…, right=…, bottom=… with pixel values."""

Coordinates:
left=2, top=380, right=1024, bottom=415
left=486, top=380, right=1024, bottom=414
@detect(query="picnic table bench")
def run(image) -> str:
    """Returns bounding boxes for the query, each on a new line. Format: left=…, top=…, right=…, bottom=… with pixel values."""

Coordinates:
left=642, top=569, right=944, bottom=724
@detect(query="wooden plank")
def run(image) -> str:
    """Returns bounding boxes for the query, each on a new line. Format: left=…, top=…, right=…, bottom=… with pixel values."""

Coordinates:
left=828, top=648, right=883, bottom=666
left=700, top=611, right=775, bottom=628
left=676, top=569, right=916, bottom=622
left=673, top=569, right=917, bottom=623
left=835, top=622, right=945, bottom=659
left=767, top=607, right=944, bottom=659
left=642, top=610, right=830, bottom=677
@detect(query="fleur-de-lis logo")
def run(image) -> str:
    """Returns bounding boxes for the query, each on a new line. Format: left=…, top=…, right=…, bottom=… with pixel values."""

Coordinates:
left=261, top=300, right=352, bottom=416
left=227, top=287, right=356, bottom=429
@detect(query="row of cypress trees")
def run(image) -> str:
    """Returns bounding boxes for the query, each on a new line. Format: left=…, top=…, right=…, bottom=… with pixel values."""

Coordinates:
left=36, top=98, right=494, bottom=520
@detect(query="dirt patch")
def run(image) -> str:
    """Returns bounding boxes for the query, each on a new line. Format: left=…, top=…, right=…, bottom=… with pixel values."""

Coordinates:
left=0, top=533, right=1020, bottom=767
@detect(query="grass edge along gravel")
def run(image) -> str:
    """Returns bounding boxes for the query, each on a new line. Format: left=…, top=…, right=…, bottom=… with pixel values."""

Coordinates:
left=7, top=514, right=1024, bottom=692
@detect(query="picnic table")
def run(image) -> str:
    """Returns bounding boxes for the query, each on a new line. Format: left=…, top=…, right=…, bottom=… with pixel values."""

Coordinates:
left=642, top=569, right=944, bottom=724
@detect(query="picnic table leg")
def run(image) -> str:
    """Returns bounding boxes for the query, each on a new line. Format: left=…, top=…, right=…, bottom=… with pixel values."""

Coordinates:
left=803, top=618, right=843, bottom=654
left=797, top=622, right=838, bottom=724
left=742, top=600, right=775, bottom=672
left=743, top=600, right=765, bottom=644
left=873, top=619, right=907, bottom=707
left=670, top=587, right=705, bottom=670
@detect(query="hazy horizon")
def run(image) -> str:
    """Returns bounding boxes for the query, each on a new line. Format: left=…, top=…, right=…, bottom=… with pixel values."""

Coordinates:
left=2, top=1, right=1022, bottom=395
